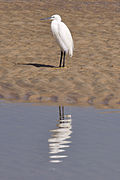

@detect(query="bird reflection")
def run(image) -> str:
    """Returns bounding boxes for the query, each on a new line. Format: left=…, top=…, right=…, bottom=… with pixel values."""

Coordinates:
left=48, top=106, right=72, bottom=163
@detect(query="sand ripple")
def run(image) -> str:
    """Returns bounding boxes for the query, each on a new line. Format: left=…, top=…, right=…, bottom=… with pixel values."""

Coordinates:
left=0, top=0, right=120, bottom=108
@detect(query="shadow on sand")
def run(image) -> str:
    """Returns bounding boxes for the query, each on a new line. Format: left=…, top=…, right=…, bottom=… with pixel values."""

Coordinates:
left=17, top=63, right=56, bottom=68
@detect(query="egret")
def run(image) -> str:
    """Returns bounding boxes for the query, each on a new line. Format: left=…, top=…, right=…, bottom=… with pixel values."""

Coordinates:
left=41, top=14, right=74, bottom=67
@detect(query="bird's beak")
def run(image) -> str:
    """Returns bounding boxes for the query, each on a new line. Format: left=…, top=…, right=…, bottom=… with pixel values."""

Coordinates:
left=40, top=17, right=51, bottom=20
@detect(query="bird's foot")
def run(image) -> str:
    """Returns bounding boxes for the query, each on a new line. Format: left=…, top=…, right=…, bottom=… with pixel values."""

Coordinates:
left=53, top=67, right=63, bottom=69
left=56, top=66, right=68, bottom=69
left=52, top=66, right=69, bottom=69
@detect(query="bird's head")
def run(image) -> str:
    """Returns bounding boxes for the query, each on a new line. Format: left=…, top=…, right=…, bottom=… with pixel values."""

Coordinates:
left=40, top=14, right=61, bottom=22
left=50, top=15, right=61, bottom=21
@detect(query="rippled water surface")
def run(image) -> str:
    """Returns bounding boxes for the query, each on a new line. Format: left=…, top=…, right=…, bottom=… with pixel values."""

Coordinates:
left=0, top=102, right=120, bottom=180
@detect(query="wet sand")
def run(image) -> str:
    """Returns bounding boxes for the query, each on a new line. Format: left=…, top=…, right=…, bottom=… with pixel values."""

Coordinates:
left=0, top=0, right=120, bottom=108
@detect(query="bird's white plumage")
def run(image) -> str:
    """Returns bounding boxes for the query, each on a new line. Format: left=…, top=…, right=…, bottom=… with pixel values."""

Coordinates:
left=50, top=15, right=74, bottom=57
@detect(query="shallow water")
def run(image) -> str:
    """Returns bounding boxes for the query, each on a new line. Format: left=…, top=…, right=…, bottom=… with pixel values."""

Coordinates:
left=0, top=102, right=120, bottom=180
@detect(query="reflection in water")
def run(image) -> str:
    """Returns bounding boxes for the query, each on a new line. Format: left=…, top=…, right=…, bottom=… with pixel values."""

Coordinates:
left=48, top=106, right=72, bottom=163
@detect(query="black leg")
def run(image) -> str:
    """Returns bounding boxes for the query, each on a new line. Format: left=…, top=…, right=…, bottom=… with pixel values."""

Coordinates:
left=63, top=51, right=66, bottom=67
left=59, top=106, right=64, bottom=120
left=59, top=106, right=62, bottom=120
left=59, top=51, right=63, bottom=67
left=62, top=106, right=64, bottom=119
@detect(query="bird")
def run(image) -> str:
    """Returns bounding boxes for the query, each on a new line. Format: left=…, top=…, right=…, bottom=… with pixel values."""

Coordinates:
left=41, top=14, right=74, bottom=67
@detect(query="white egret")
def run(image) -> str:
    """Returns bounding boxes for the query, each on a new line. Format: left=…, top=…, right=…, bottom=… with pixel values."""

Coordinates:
left=41, top=14, right=74, bottom=67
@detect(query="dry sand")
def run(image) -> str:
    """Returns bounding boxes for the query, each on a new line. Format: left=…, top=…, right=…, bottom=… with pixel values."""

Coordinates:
left=0, top=0, right=120, bottom=108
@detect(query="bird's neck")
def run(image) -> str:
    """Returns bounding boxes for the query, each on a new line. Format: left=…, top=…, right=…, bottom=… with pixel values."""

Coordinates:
left=52, top=19, right=61, bottom=23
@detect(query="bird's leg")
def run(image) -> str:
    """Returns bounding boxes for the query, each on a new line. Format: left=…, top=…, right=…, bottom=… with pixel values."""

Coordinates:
left=62, top=106, right=64, bottom=119
left=63, top=51, right=66, bottom=67
left=59, top=106, right=64, bottom=120
left=59, top=106, right=62, bottom=120
left=59, top=51, right=63, bottom=67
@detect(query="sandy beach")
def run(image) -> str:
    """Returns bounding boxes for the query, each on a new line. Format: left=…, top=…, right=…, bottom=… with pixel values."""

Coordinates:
left=0, top=0, right=120, bottom=108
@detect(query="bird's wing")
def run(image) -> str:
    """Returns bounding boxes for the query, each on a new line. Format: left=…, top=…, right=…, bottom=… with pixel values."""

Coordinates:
left=58, top=22, right=74, bottom=55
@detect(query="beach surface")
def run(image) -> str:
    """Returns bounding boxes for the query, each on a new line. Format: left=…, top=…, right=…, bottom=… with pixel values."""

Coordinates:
left=0, top=0, right=120, bottom=108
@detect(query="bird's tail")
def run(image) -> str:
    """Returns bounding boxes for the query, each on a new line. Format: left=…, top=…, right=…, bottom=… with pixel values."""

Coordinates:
left=69, top=48, right=73, bottom=57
